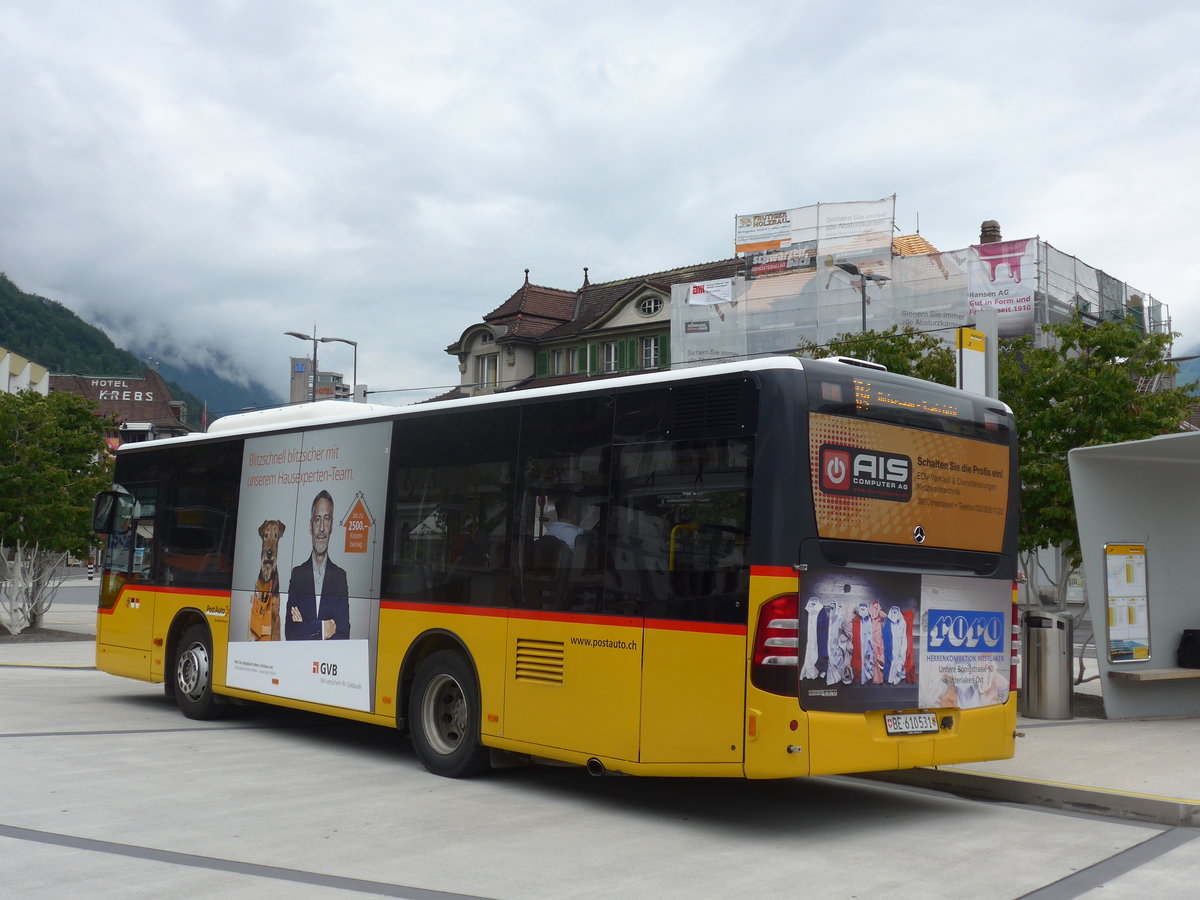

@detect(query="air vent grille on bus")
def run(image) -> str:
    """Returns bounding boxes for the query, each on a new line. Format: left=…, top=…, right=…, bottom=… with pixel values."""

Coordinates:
left=668, top=381, right=748, bottom=435
left=514, top=638, right=565, bottom=684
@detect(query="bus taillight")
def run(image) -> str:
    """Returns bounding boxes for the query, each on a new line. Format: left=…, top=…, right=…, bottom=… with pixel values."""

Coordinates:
left=751, top=594, right=800, bottom=697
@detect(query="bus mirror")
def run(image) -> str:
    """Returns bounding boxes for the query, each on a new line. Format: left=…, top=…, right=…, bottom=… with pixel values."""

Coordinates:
left=92, top=491, right=121, bottom=534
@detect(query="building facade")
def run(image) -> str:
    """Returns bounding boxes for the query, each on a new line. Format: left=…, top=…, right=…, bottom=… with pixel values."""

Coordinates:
left=445, top=260, right=742, bottom=398
left=289, top=356, right=350, bottom=403
left=446, top=219, right=1171, bottom=398
left=1, top=346, right=50, bottom=396
left=51, top=367, right=190, bottom=446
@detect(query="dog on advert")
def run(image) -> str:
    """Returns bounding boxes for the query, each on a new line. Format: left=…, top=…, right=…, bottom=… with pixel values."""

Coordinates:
left=248, top=519, right=286, bottom=641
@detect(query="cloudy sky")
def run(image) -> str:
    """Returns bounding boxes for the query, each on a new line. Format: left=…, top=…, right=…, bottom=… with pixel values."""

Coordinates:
left=2, top=0, right=1198, bottom=405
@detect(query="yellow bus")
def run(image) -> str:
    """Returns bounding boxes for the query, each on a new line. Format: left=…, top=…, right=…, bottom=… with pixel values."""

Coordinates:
left=91, top=357, right=1019, bottom=778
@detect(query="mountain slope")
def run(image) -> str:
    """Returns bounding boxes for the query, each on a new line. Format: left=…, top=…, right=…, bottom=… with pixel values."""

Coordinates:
left=0, top=272, right=278, bottom=424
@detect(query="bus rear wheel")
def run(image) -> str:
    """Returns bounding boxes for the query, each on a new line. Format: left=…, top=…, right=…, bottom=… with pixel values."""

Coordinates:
left=174, top=624, right=222, bottom=720
left=409, top=649, right=489, bottom=777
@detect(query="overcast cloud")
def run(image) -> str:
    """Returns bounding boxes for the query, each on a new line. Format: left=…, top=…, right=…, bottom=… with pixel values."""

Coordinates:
left=2, top=0, right=1198, bottom=404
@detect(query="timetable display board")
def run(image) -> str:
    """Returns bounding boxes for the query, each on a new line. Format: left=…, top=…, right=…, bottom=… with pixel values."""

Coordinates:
left=1104, top=543, right=1150, bottom=663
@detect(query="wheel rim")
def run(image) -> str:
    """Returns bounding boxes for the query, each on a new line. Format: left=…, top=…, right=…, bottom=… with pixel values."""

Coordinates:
left=177, top=640, right=210, bottom=703
left=421, top=672, right=468, bottom=756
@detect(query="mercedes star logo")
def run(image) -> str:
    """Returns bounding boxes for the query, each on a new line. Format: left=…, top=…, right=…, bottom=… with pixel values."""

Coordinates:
left=913, top=526, right=926, bottom=544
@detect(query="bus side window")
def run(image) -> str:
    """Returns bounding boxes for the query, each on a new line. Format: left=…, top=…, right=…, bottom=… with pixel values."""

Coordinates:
left=520, top=490, right=604, bottom=611
left=609, top=439, right=751, bottom=619
left=162, top=443, right=241, bottom=588
left=517, top=395, right=613, bottom=613
left=382, top=408, right=518, bottom=607
left=385, top=461, right=513, bottom=606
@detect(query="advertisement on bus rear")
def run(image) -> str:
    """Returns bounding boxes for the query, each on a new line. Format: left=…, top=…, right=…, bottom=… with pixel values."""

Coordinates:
left=224, top=421, right=390, bottom=712
left=797, top=569, right=1010, bottom=712
left=809, top=413, right=1009, bottom=552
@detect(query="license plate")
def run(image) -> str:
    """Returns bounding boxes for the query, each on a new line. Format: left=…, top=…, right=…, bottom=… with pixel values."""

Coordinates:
left=884, top=713, right=939, bottom=736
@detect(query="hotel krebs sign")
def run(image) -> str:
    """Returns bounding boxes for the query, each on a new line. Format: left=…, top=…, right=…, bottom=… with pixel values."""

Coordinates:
left=90, top=379, right=157, bottom=402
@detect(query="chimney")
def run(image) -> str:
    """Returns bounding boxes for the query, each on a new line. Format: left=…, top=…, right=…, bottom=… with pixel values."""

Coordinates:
left=980, top=220, right=1002, bottom=243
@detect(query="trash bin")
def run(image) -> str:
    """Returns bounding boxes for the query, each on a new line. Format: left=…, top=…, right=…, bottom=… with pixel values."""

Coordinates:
left=1020, top=610, right=1073, bottom=719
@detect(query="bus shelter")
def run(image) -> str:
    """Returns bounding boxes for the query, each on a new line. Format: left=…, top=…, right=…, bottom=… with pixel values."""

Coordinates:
left=1069, top=432, right=1200, bottom=719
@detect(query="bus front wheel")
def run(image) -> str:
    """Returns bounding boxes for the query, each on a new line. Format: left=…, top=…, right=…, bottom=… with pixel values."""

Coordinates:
left=174, top=624, right=222, bottom=720
left=409, top=649, right=489, bottom=777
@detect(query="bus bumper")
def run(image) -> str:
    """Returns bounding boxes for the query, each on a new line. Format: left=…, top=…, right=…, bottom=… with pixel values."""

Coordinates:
left=744, top=690, right=1018, bottom=780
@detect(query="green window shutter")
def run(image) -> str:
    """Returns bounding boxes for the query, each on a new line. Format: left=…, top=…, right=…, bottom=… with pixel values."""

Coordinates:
left=534, top=349, right=549, bottom=377
left=587, top=342, right=600, bottom=375
left=659, top=333, right=670, bottom=369
left=623, top=337, right=638, bottom=371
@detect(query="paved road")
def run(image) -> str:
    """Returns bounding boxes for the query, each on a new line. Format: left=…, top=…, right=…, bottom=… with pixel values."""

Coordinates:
left=2, top=666, right=1198, bottom=899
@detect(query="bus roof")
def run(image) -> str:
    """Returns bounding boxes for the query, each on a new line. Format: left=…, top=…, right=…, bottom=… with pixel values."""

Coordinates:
left=147, top=358, right=803, bottom=448
left=124, top=356, right=1006, bottom=450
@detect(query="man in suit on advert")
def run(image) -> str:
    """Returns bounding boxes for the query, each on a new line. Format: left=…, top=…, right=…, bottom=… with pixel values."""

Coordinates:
left=286, top=490, right=350, bottom=640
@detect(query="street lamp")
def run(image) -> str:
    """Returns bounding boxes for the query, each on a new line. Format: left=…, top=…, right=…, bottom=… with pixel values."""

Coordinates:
left=835, top=262, right=892, bottom=332
left=318, top=336, right=358, bottom=402
left=284, top=329, right=319, bottom=402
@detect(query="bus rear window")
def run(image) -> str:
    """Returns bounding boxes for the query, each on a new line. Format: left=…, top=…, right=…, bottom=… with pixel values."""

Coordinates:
left=805, top=365, right=1011, bottom=444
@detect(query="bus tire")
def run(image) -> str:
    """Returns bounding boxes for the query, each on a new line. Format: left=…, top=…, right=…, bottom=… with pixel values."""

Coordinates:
left=173, top=624, right=222, bottom=720
left=409, top=649, right=489, bottom=777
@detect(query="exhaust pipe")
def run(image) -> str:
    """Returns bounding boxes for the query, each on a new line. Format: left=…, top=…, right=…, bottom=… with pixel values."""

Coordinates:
left=586, top=758, right=606, bottom=777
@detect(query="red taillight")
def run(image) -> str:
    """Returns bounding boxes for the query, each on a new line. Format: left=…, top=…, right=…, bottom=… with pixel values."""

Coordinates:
left=1009, top=582, right=1020, bottom=694
left=751, top=593, right=800, bottom=697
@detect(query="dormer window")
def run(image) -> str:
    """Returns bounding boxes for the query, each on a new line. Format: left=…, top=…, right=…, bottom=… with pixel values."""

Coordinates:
left=479, top=331, right=494, bottom=343
left=636, top=295, right=663, bottom=317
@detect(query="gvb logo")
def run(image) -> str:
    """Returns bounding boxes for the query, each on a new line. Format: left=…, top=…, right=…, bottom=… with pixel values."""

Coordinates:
left=926, top=610, right=1005, bottom=653
left=313, top=661, right=338, bottom=676
left=819, top=444, right=912, bottom=501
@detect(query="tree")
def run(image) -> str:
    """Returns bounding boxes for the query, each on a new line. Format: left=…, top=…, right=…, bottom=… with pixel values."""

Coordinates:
left=0, top=391, right=114, bottom=634
left=999, top=314, right=1193, bottom=604
left=797, top=324, right=956, bottom=385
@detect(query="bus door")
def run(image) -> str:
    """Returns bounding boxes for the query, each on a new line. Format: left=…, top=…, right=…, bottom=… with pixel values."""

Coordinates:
left=96, top=485, right=159, bottom=674
left=503, top=396, right=644, bottom=762
left=505, top=487, right=643, bottom=762
left=618, top=439, right=752, bottom=765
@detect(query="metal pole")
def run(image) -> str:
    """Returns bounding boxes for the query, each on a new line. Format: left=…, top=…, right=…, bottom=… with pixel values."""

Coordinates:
left=311, top=330, right=318, bottom=402
left=860, top=277, right=868, bottom=332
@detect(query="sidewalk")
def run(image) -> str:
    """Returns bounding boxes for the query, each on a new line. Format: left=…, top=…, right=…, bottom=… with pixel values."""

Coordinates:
left=0, top=579, right=97, bottom=667
left=901, top=658, right=1200, bottom=827
left=872, top=713, right=1200, bottom=828
left=4, top=600, right=1199, bottom=826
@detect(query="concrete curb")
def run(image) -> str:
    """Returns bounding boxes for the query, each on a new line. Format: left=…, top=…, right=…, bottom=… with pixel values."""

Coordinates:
left=859, top=767, right=1200, bottom=828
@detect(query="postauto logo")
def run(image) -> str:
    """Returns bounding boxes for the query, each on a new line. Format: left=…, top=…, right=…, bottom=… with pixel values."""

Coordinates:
left=819, top=444, right=912, bottom=502
left=926, top=610, right=1005, bottom=653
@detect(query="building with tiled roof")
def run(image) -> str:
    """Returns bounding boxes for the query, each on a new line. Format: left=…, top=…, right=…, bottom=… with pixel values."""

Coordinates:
left=51, top=367, right=191, bottom=446
left=446, top=258, right=745, bottom=396
left=445, top=235, right=939, bottom=397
